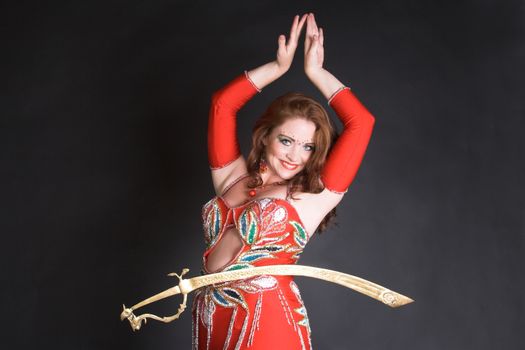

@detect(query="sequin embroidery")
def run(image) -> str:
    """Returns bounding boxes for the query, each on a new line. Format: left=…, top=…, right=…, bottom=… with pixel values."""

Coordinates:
left=195, top=196, right=312, bottom=349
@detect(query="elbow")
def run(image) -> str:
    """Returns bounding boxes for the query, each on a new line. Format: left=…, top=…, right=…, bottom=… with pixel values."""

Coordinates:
left=366, top=116, right=376, bottom=138
left=368, top=114, right=376, bottom=129
left=210, top=89, right=224, bottom=106
left=363, top=112, right=376, bottom=132
left=347, top=113, right=376, bottom=132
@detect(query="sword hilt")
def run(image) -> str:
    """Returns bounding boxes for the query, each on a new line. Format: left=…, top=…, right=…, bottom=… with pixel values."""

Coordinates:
left=120, top=268, right=190, bottom=331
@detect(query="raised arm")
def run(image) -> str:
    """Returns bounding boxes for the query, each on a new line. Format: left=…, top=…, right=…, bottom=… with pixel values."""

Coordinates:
left=293, top=14, right=375, bottom=234
left=207, top=73, right=259, bottom=171
left=321, top=85, right=375, bottom=193
left=304, top=14, right=375, bottom=194
left=208, top=15, right=307, bottom=195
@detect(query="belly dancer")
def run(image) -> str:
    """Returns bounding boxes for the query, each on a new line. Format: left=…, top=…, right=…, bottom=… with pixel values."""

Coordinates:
left=194, top=13, right=375, bottom=349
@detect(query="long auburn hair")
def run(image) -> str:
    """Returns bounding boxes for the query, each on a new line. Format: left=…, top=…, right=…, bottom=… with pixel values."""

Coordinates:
left=246, top=92, right=338, bottom=233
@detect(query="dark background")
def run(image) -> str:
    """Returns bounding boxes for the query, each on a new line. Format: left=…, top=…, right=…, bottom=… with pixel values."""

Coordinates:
left=2, top=0, right=524, bottom=349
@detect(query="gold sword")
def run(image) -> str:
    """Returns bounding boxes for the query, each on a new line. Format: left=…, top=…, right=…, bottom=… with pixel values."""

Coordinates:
left=120, top=265, right=414, bottom=331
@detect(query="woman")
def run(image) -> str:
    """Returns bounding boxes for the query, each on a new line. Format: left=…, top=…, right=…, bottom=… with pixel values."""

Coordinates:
left=193, top=13, right=375, bottom=349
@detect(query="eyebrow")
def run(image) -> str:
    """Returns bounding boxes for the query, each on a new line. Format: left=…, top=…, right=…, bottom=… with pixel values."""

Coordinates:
left=278, top=133, right=315, bottom=145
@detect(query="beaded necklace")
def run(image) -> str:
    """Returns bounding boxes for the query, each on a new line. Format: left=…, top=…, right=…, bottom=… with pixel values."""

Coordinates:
left=248, top=180, right=288, bottom=197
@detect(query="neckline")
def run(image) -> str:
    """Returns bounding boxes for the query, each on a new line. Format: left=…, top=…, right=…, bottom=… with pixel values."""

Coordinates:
left=216, top=194, right=287, bottom=210
left=212, top=195, right=311, bottom=238
left=219, top=173, right=292, bottom=207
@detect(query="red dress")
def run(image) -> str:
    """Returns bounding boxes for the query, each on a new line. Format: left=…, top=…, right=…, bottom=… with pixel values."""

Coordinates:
left=193, top=73, right=375, bottom=350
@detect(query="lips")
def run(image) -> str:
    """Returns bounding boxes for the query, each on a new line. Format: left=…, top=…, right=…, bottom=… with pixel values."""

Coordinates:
left=280, top=160, right=299, bottom=170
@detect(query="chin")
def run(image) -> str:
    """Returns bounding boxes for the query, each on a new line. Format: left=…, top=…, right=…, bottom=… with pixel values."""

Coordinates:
left=276, top=167, right=304, bottom=180
left=278, top=172, right=297, bottom=180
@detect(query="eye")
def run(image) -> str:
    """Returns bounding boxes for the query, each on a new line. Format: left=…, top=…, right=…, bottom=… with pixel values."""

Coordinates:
left=279, top=137, right=292, bottom=146
left=304, top=145, right=315, bottom=152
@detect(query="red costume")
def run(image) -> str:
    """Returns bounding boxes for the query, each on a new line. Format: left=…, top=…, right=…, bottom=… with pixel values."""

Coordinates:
left=193, top=73, right=375, bottom=349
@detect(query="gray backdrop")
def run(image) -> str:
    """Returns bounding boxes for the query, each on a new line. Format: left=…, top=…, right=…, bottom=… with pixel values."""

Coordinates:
left=2, top=0, right=524, bottom=349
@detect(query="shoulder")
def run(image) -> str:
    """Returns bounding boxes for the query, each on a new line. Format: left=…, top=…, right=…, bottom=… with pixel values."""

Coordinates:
left=211, top=156, right=248, bottom=196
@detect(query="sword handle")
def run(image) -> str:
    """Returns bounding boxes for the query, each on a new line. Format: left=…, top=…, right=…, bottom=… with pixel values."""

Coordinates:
left=120, top=268, right=190, bottom=331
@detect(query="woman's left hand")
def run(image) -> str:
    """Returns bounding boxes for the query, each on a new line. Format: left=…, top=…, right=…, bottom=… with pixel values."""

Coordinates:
left=275, top=14, right=308, bottom=73
left=304, top=13, right=325, bottom=79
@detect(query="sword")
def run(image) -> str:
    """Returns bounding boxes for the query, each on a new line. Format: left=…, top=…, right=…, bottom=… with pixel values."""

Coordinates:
left=120, top=265, right=414, bottom=331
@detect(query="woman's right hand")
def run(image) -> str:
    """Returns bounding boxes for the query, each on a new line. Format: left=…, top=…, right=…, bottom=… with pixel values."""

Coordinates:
left=275, top=14, right=308, bottom=74
left=304, top=13, right=325, bottom=79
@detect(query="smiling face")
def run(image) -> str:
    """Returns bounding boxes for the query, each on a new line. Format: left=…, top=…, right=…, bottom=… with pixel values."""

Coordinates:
left=263, top=117, right=317, bottom=182
left=247, top=92, right=335, bottom=191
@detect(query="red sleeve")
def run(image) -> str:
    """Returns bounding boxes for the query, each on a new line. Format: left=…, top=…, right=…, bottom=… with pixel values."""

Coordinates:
left=321, top=87, right=376, bottom=193
left=207, top=73, right=260, bottom=169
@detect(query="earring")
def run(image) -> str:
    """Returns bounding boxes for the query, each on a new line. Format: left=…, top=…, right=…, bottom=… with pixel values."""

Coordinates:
left=259, top=157, right=268, bottom=174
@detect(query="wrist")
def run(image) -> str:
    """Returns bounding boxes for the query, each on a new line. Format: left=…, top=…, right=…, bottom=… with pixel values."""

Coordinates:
left=305, top=67, right=327, bottom=82
left=273, top=60, right=289, bottom=77
left=305, top=68, right=346, bottom=100
left=247, top=61, right=286, bottom=90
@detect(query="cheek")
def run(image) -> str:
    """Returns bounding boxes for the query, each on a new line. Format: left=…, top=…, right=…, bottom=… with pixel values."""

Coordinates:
left=267, top=143, right=285, bottom=157
left=301, top=152, right=313, bottom=165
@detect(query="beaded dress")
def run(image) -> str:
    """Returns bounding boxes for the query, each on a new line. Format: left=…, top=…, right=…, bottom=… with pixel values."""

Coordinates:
left=194, top=178, right=312, bottom=349
left=192, top=73, right=375, bottom=350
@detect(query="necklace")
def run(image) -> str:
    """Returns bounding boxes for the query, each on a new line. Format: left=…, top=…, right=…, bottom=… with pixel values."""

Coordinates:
left=248, top=180, right=287, bottom=197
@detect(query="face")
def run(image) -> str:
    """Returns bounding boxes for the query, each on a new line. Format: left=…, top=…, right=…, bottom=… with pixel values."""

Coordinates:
left=263, top=118, right=316, bottom=181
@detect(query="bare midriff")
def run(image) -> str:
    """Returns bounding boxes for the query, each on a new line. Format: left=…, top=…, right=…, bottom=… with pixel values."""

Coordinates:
left=205, top=226, right=244, bottom=273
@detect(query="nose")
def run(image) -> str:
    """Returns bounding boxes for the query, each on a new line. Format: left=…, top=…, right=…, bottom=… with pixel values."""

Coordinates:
left=286, top=145, right=300, bottom=162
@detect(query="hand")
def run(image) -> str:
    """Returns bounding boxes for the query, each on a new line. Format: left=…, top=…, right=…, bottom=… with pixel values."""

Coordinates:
left=275, top=14, right=308, bottom=73
left=304, top=13, right=325, bottom=79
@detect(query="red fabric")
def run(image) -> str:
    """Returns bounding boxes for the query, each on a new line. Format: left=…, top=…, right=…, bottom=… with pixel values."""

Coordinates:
left=208, top=74, right=259, bottom=168
left=207, top=74, right=375, bottom=192
left=194, top=196, right=312, bottom=349
left=321, top=88, right=376, bottom=192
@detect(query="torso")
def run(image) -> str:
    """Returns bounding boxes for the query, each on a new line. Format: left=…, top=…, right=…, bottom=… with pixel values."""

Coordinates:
left=201, top=174, right=310, bottom=273
left=195, top=173, right=319, bottom=349
left=196, top=185, right=313, bottom=348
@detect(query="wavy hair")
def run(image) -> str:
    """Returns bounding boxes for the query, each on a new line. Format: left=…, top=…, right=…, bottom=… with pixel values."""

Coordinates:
left=246, top=92, right=338, bottom=233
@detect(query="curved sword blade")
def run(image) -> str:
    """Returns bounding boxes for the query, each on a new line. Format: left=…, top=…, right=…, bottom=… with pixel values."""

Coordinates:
left=121, top=264, right=414, bottom=331
left=185, top=265, right=414, bottom=307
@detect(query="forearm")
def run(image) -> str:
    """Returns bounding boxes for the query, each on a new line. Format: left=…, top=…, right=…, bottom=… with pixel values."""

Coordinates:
left=208, top=59, right=287, bottom=168
left=306, top=68, right=345, bottom=100
left=208, top=74, right=259, bottom=168
left=320, top=82, right=376, bottom=193
left=246, top=61, right=286, bottom=90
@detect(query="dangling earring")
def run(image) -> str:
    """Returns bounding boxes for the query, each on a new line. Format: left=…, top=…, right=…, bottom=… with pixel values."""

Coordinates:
left=259, top=157, right=268, bottom=174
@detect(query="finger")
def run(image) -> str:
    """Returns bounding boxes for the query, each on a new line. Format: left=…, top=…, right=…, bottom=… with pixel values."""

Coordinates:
left=307, top=14, right=318, bottom=43
left=304, top=15, right=312, bottom=51
left=278, top=34, right=286, bottom=49
left=297, top=14, right=308, bottom=35
left=291, top=14, right=307, bottom=45
left=310, top=34, right=319, bottom=52
left=310, top=13, right=319, bottom=34
left=289, top=15, right=299, bottom=40
left=306, top=13, right=314, bottom=36
left=319, top=27, right=324, bottom=46
left=304, top=34, right=311, bottom=54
